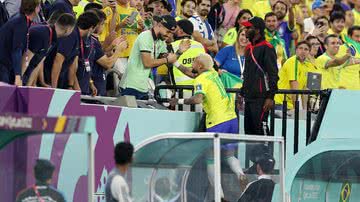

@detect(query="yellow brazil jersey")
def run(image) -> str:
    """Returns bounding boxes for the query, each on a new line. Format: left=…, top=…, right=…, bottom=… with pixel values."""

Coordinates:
left=175, top=16, right=184, bottom=21
left=194, top=70, right=237, bottom=128
left=241, top=0, right=255, bottom=10
left=353, top=9, right=360, bottom=27
left=101, top=5, right=141, bottom=58
left=73, top=0, right=89, bottom=18
left=172, top=39, right=206, bottom=85
left=223, top=27, right=237, bottom=46
left=250, top=1, right=272, bottom=19
left=327, top=29, right=347, bottom=43
left=336, top=45, right=360, bottom=90
left=265, top=30, right=288, bottom=68
left=274, top=56, right=311, bottom=109
left=315, top=53, right=341, bottom=89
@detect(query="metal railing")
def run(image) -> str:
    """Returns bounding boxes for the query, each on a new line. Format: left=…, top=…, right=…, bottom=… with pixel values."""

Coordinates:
left=154, top=85, right=331, bottom=154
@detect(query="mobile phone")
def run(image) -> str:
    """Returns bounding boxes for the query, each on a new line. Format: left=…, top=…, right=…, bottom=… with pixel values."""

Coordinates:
left=145, top=7, right=154, bottom=13
left=128, top=11, right=138, bottom=24
left=316, top=22, right=324, bottom=28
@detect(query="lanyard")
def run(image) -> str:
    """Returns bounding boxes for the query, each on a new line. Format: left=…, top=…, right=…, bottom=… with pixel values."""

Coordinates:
left=47, top=25, right=53, bottom=46
left=248, top=45, right=270, bottom=91
left=25, top=16, right=31, bottom=51
left=79, top=32, right=93, bottom=62
left=237, top=54, right=245, bottom=78
left=25, top=16, right=32, bottom=67
left=33, top=186, right=45, bottom=202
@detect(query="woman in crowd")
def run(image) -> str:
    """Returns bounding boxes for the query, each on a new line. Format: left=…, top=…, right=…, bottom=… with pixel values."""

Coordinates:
left=215, top=27, right=249, bottom=79
left=221, top=9, right=252, bottom=48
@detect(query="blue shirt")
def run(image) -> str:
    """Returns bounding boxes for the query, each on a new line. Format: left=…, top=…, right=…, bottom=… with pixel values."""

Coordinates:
left=47, top=0, right=74, bottom=18
left=44, top=27, right=79, bottom=88
left=23, top=24, right=58, bottom=85
left=215, top=45, right=243, bottom=77
left=90, top=36, right=106, bottom=96
left=77, top=35, right=95, bottom=95
left=0, top=13, right=30, bottom=76
left=278, top=21, right=292, bottom=57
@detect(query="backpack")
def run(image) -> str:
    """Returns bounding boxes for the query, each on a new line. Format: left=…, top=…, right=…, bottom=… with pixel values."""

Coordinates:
left=0, top=2, right=9, bottom=28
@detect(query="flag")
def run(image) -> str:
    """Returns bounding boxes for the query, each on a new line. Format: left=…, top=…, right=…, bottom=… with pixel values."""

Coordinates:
left=339, top=182, right=351, bottom=202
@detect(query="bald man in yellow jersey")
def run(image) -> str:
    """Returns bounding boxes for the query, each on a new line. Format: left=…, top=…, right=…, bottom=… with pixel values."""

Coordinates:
left=170, top=53, right=246, bottom=200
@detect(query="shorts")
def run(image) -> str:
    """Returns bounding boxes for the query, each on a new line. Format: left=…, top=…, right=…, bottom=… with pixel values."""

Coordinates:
left=207, top=118, right=239, bottom=150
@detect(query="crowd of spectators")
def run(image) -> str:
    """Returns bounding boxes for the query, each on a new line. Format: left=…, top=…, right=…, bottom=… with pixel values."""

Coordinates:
left=0, top=0, right=359, bottom=110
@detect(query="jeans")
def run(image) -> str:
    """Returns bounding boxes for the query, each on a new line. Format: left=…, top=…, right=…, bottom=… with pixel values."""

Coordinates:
left=120, top=88, right=149, bottom=100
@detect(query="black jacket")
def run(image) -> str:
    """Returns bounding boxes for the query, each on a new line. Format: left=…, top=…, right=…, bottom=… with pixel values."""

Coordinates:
left=241, top=38, right=279, bottom=100
left=238, top=178, right=275, bottom=202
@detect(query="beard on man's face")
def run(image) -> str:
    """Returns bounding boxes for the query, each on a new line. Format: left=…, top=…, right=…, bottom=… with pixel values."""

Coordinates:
left=183, top=12, right=193, bottom=18
left=200, top=9, right=209, bottom=16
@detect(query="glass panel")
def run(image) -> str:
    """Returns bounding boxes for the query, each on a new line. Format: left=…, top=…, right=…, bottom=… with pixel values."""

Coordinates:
left=133, top=138, right=213, bottom=167
left=291, top=151, right=360, bottom=202
left=131, top=138, right=214, bottom=202
left=131, top=136, right=284, bottom=202
left=219, top=139, right=282, bottom=202
left=0, top=133, right=90, bottom=202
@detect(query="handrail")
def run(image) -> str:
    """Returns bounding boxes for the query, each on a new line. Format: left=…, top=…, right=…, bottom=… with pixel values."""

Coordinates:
left=154, top=85, right=331, bottom=155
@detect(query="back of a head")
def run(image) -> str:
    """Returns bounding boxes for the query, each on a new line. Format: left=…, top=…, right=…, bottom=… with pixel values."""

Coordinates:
left=86, top=8, right=106, bottom=22
left=77, top=11, right=100, bottom=30
left=114, top=142, right=134, bottom=165
left=177, top=19, right=194, bottom=36
left=257, top=153, right=275, bottom=174
left=84, top=2, right=103, bottom=11
left=56, top=13, right=76, bottom=28
left=34, top=159, right=55, bottom=183
left=48, top=10, right=65, bottom=25
left=20, top=0, right=41, bottom=15
left=330, top=11, right=345, bottom=23
left=197, top=53, right=214, bottom=70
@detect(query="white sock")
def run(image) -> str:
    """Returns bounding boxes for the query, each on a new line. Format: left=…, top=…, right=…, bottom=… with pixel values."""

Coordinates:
left=207, top=164, right=224, bottom=198
left=226, top=156, right=244, bottom=178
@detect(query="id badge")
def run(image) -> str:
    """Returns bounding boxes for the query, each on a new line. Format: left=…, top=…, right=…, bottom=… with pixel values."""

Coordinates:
left=103, top=73, right=106, bottom=81
left=25, top=56, right=29, bottom=67
left=85, top=60, right=91, bottom=72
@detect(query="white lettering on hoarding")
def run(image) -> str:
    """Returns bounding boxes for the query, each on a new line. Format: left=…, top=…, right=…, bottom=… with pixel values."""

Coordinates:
left=0, top=115, right=32, bottom=129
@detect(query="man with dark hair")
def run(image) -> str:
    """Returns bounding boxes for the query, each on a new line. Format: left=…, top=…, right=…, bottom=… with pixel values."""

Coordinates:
left=177, top=0, right=196, bottom=20
left=241, top=17, right=278, bottom=174
left=264, top=12, right=287, bottom=69
left=272, top=0, right=295, bottom=57
left=148, top=0, right=168, bottom=16
left=105, top=142, right=134, bottom=202
left=120, top=15, right=181, bottom=100
left=238, top=153, right=275, bottom=202
left=328, top=12, right=346, bottom=41
left=85, top=7, right=128, bottom=96
left=23, top=13, right=76, bottom=86
left=47, top=0, right=81, bottom=18
left=316, top=34, right=360, bottom=89
left=348, top=26, right=360, bottom=43
left=16, top=159, right=66, bottom=202
left=275, top=41, right=315, bottom=109
left=188, top=0, right=218, bottom=53
left=172, top=19, right=205, bottom=87
left=44, top=11, right=99, bottom=89
left=0, top=0, right=41, bottom=86
left=84, top=2, right=103, bottom=11
left=241, top=16, right=278, bottom=136
left=74, top=11, right=103, bottom=95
